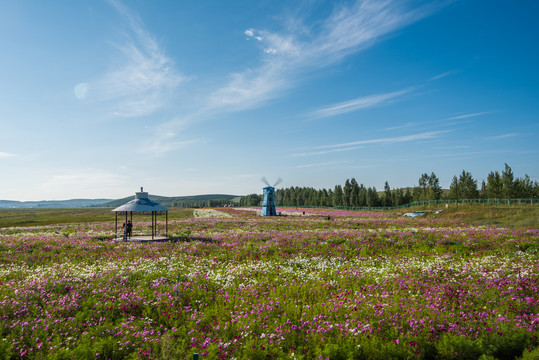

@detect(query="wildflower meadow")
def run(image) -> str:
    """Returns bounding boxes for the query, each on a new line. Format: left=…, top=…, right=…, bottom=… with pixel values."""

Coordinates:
left=0, top=208, right=537, bottom=360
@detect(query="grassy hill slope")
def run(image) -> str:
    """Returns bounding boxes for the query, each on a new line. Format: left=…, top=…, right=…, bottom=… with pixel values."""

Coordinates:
left=103, top=194, right=240, bottom=208
left=0, top=199, right=112, bottom=209
left=396, top=204, right=539, bottom=229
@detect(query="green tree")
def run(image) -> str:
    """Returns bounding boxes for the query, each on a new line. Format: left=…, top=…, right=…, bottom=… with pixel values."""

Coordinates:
left=350, top=178, right=360, bottom=207
left=319, top=189, right=329, bottom=207
left=383, top=181, right=392, bottom=207
left=404, top=188, right=413, bottom=204
left=240, top=194, right=262, bottom=206
left=392, top=188, right=404, bottom=205
left=308, top=188, right=318, bottom=206
left=327, top=189, right=334, bottom=207
left=449, top=170, right=478, bottom=200
left=480, top=180, right=487, bottom=198
left=486, top=171, right=503, bottom=198
left=366, top=187, right=379, bottom=207
left=428, top=172, right=443, bottom=200
left=513, top=174, right=538, bottom=198
left=358, top=184, right=367, bottom=207
left=333, top=185, right=344, bottom=207
left=502, top=163, right=516, bottom=198
left=459, top=170, right=479, bottom=198
left=417, top=173, right=429, bottom=201
left=343, top=179, right=352, bottom=207
left=449, top=175, right=459, bottom=200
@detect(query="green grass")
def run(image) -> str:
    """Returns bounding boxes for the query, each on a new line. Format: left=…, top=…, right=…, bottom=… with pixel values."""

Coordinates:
left=2, top=204, right=538, bottom=229
left=396, top=203, right=539, bottom=228
left=443, top=204, right=539, bottom=228
left=0, top=208, right=194, bottom=228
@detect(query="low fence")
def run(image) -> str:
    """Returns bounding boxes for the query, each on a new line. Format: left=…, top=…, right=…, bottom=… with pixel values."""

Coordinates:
left=297, top=198, right=539, bottom=211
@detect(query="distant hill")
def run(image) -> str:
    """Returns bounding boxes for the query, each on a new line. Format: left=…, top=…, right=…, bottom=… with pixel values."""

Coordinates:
left=0, top=194, right=242, bottom=209
left=0, top=199, right=112, bottom=209
left=103, top=194, right=240, bottom=208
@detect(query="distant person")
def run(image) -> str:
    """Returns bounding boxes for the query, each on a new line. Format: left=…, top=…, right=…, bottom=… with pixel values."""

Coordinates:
left=127, top=220, right=133, bottom=239
left=122, top=222, right=127, bottom=241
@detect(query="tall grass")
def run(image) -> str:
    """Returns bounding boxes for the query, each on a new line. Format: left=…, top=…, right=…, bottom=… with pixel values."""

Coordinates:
left=417, top=204, right=539, bottom=228
left=0, top=208, right=194, bottom=228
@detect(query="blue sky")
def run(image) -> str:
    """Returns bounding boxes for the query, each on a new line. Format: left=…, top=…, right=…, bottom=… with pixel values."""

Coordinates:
left=1, top=0, right=538, bottom=201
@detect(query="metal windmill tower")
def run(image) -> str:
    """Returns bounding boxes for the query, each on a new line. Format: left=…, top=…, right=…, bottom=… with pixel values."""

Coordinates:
left=260, top=177, right=283, bottom=216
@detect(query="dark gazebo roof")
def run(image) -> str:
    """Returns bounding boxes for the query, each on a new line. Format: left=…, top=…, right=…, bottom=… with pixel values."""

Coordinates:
left=113, top=187, right=169, bottom=212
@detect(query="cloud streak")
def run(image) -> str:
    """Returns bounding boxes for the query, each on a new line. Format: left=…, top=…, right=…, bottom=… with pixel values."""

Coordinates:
left=148, top=0, right=444, bottom=153
left=309, top=88, right=413, bottom=119
left=295, top=160, right=350, bottom=169
left=0, top=152, right=16, bottom=158
left=484, top=133, right=519, bottom=140
left=319, top=130, right=447, bottom=149
left=292, top=131, right=448, bottom=157
left=38, top=168, right=129, bottom=199
left=74, top=0, right=184, bottom=118
left=445, top=111, right=496, bottom=121
left=208, top=0, right=441, bottom=112
left=292, top=146, right=364, bottom=157
left=429, top=70, right=458, bottom=81
left=383, top=110, right=497, bottom=132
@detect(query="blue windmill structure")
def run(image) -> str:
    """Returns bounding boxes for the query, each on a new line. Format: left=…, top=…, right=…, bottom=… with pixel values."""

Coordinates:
left=260, top=177, right=283, bottom=216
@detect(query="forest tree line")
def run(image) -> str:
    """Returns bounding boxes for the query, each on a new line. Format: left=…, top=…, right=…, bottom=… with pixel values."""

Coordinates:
left=165, top=199, right=233, bottom=208
left=239, top=164, right=539, bottom=208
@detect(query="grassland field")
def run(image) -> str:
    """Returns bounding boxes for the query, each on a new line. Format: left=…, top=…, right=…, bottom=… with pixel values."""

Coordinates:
left=0, top=205, right=537, bottom=359
left=1, top=205, right=538, bottom=229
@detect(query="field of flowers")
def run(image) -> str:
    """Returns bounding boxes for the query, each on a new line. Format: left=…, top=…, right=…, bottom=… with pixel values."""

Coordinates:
left=0, top=207, right=537, bottom=360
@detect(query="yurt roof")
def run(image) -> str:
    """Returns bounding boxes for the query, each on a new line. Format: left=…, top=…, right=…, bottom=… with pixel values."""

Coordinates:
left=112, top=188, right=169, bottom=212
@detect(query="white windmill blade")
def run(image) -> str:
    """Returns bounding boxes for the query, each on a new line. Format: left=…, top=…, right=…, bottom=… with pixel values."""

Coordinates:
left=273, top=177, right=283, bottom=187
left=261, top=176, right=271, bottom=187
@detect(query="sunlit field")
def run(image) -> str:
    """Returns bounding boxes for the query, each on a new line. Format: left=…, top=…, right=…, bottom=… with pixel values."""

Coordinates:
left=0, top=208, right=537, bottom=359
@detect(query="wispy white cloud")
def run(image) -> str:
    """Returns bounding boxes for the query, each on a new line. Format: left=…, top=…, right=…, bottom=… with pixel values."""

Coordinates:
left=440, top=149, right=509, bottom=160
left=151, top=0, right=444, bottom=153
left=74, top=0, right=184, bottom=118
left=0, top=152, right=16, bottom=158
left=292, top=146, right=363, bottom=157
left=293, top=131, right=448, bottom=157
left=207, top=66, right=288, bottom=111
left=38, top=168, right=129, bottom=199
left=139, top=113, right=206, bottom=155
left=142, top=137, right=204, bottom=155
left=445, top=111, right=496, bottom=121
left=429, top=70, right=458, bottom=81
left=309, top=88, right=413, bottom=119
left=433, top=145, right=471, bottom=150
left=484, top=133, right=519, bottom=140
left=318, top=130, right=448, bottom=149
left=295, top=160, right=350, bottom=169
left=208, top=0, right=441, bottom=113
left=347, top=164, right=378, bottom=169
left=383, top=110, right=497, bottom=132
left=384, top=122, right=420, bottom=131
